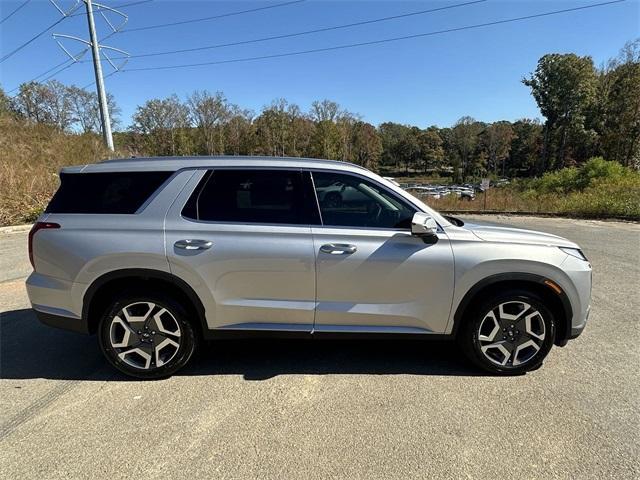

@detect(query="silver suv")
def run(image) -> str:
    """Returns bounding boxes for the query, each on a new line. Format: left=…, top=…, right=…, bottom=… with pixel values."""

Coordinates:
left=27, top=157, right=592, bottom=378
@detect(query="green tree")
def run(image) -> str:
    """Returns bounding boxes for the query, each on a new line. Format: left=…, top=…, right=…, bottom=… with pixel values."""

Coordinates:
left=523, top=53, right=598, bottom=170
left=309, top=99, right=343, bottom=159
left=378, top=122, right=401, bottom=169
left=450, top=116, right=482, bottom=181
left=509, top=119, right=543, bottom=176
left=351, top=121, right=382, bottom=170
left=597, top=39, right=640, bottom=168
left=311, top=120, right=341, bottom=159
left=482, top=121, right=514, bottom=176
left=417, top=127, right=444, bottom=173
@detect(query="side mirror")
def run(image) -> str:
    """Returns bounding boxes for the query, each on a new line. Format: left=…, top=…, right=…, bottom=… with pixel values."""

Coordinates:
left=411, top=212, right=438, bottom=237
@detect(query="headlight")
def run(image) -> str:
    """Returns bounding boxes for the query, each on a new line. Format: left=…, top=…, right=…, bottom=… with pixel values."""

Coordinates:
left=560, top=247, right=588, bottom=261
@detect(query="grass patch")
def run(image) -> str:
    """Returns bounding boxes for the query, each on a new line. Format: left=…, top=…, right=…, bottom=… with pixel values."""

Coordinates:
left=0, top=116, right=113, bottom=226
left=418, top=158, right=640, bottom=220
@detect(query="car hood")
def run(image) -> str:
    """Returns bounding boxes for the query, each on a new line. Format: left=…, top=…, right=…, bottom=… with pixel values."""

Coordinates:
left=463, top=222, right=579, bottom=248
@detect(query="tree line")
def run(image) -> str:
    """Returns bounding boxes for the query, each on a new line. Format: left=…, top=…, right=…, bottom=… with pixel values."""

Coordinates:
left=2, top=39, right=638, bottom=180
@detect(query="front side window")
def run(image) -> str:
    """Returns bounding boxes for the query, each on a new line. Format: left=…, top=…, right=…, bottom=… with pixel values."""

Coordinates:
left=183, top=169, right=308, bottom=225
left=312, top=171, right=415, bottom=229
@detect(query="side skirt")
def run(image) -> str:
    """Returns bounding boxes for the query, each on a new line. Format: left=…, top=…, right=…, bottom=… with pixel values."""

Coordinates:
left=202, top=328, right=454, bottom=342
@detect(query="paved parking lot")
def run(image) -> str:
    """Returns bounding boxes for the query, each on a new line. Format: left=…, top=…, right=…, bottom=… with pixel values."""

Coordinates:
left=1, top=215, right=639, bottom=479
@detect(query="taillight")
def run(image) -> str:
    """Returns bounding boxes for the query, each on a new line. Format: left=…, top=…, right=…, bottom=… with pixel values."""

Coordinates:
left=28, top=222, right=60, bottom=269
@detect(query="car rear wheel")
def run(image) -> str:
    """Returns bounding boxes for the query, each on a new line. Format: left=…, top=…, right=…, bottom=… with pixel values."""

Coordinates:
left=98, top=293, right=197, bottom=379
left=459, top=290, right=555, bottom=374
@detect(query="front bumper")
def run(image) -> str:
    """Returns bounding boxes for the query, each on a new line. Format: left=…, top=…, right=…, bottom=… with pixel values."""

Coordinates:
left=569, top=304, right=590, bottom=340
left=557, top=254, right=592, bottom=345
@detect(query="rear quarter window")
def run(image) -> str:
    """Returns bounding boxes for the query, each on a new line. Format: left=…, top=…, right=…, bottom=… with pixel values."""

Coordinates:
left=46, top=171, right=172, bottom=214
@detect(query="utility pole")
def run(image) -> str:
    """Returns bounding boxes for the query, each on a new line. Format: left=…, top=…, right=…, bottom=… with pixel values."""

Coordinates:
left=53, top=1, right=129, bottom=152
left=85, top=0, right=113, bottom=151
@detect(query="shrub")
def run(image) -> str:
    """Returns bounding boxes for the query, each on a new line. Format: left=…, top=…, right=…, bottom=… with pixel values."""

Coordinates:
left=526, top=157, right=634, bottom=194
left=560, top=175, right=640, bottom=217
left=529, top=167, right=580, bottom=194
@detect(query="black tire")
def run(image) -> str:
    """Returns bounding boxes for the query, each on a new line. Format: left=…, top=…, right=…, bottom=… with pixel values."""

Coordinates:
left=98, top=292, right=197, bottom=379
left=458, top=289, right=555, bottom=375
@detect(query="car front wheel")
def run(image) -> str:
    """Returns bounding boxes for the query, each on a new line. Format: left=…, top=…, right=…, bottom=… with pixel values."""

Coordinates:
left=98, top=293, right=197, bottom=379
left=460, top=290, right=556, bottom=374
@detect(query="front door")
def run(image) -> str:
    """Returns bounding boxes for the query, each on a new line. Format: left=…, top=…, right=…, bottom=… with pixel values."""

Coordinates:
left=165, top=168, right=316, bottom=332
left=310, top=170, right=455, bottom=334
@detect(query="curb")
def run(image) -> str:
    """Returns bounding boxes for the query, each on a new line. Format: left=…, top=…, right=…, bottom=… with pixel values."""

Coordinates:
left=0, top=224, right=33, bottom=234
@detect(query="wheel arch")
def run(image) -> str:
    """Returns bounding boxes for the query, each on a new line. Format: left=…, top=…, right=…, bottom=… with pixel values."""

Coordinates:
left=452, top=273, right=573, bottom=346
left=82, top=268, right=207, bottom=336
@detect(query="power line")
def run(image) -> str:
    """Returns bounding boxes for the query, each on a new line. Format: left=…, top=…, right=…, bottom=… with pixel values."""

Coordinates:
left=107, top=0, right=153, bottom=9
left=66, top=0, right=154, bottom=18
left=82, top=69, right=118, bottom=90
left=6, top=0, right=298, bottom=91
left=103, top=0, right=486, bottom=60
left=0, top=0, right=31, bottom=25
left=121, top=0, right=305, bottom=33
left=7, top=29, right=118, bottom=93
left=123, top=0, right=626, bottom=73
left=40, top=62, right=77, bottom=84
left=37, top=0, right=482, bottom=86
left=1, top=0, right=147, bottom=64
left=0, top=15, right=68, bottom=63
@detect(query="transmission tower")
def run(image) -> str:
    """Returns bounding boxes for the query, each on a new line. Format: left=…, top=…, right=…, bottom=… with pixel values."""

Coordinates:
left=53, top=0, right=130, bottom=151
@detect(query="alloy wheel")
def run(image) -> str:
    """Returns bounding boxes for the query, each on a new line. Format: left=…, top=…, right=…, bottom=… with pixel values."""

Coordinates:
left=477, top=301, right=546, bottom=368
left=109, top=302, right=182, bottom=370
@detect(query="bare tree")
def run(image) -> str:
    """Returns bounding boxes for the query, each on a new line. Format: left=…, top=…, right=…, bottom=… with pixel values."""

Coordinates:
left=131, top=95, right=190, bottom=156
left=15, top=81, right=73, bottom=130
left=187, top=90, right=229, bottom=155
left=310, top=99, right=340, bottom=122
left=225, top=105, right=254, bottom=155
left=67, top=86, right=120, bottom=134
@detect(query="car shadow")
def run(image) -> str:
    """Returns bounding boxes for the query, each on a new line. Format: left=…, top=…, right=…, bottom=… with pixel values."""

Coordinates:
left=1, top=309, right=485, bottom=381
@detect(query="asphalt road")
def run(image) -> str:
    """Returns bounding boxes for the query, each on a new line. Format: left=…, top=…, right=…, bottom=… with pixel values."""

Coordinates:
left=1, top=216, right=639, bottom=479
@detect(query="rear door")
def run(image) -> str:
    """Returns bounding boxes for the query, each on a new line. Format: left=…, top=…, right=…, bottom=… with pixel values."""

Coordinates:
left=310, top=170, right=455, bottom=334
left=165, top=168, right=318, bottom=332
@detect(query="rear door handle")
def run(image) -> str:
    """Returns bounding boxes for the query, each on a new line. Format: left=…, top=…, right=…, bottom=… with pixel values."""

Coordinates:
left=320, top=243, right=357, bottom=255
left=174, top=239, right=212, bottom=251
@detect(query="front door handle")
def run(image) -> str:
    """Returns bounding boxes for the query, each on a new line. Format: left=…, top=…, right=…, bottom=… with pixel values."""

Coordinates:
left=320, top=243, right=357, bottom=255
left=174, top=239, right=212, bottom=251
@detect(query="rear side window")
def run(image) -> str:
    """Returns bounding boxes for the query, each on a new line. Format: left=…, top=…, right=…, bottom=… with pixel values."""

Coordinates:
left=182, top=169, right=309, bottom=225
left=46, top=171, right=172, bottom=214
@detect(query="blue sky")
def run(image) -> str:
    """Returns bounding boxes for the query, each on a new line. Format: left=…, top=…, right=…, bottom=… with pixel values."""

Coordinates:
left=1, top=0, right=638, bottom=129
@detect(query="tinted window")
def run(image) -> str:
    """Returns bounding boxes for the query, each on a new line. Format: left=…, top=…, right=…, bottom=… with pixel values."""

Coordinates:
left=46, top=171, right=172, bottom=214
left=313, top=171, right=415, bottom=229
left=184, top=169, right=309, bottom=225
